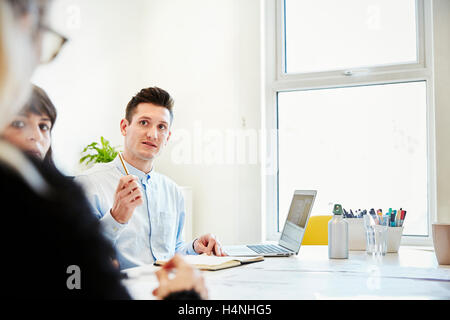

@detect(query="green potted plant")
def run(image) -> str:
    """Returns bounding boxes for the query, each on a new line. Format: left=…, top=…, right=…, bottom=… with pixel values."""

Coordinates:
left=80, top=136, right=121, bottom=166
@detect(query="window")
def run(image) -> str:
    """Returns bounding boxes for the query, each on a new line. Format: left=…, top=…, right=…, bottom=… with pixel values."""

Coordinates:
left=278, top=81, right=428, bottom=236
left=284, top=0, right=418, bottom=74
left=264, top=0, right=434, bottom=244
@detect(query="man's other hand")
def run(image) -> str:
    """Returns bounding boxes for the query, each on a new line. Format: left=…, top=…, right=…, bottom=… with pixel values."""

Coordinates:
left=193, top=234, right=226, bottom=256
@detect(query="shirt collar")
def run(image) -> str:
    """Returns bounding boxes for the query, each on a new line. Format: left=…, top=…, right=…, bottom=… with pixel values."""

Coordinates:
left=113, top=156, right=152, bottom=183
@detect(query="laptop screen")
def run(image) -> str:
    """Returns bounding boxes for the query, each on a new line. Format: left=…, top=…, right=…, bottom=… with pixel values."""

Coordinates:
left=279, top=191, right=316, bottom=253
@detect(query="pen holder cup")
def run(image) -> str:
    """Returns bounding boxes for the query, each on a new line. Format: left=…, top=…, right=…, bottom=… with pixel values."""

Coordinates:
left=346, top=219, right=366, bottom=250
left=387, top=226, right=404, bottom=253
left=345, top=218, right=404, bottom=253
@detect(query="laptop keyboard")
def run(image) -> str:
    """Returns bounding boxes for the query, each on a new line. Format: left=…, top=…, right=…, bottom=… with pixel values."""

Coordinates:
left=247, top=244, right=291, bottom=254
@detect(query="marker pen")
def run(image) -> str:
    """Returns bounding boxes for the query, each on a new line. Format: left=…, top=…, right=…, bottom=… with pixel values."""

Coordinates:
left=395, top=210, right=401, bottom=227
left=401, top=211, right=407, bottom=226
left=390, top=210, right=396, bottom=227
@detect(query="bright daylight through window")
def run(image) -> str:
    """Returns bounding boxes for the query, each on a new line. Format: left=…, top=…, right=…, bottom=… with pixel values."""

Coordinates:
left=277, top=82, right=428, bottom=236
left=284, top=0, right=418, bottom=73
left=270, top=0, right=432, bottom=240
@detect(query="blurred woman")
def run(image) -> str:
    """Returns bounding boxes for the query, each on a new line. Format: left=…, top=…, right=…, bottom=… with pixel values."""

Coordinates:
left=0, top=0, right=130, bottom=298
left=0, top=0, right=205, bottom=299
left=2, top=84, right=57, bottom=165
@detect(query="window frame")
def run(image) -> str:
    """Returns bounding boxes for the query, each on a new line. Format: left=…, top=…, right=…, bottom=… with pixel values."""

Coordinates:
left=263, top=0, right=436, bottom=245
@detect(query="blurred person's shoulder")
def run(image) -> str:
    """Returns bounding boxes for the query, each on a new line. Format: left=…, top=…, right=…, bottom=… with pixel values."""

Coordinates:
left=0, top=156, right=128, bottom=299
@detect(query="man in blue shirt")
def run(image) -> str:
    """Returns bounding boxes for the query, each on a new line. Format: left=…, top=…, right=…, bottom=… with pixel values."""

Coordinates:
left=75, top=87, right=225, bottom=270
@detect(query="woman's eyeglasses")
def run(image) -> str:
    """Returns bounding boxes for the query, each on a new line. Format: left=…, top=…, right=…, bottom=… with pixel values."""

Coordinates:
left=38, top=25, right=68, bottom=64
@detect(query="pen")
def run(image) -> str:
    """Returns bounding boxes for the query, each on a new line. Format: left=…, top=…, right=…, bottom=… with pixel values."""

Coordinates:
left=400, top=210, right=407, bottom=227
left=377, top=209, right=382, bottom=219
left=396, top=209, right=402, bottom=227
left=343, top=208, right=350, bottom=218
left=118, top=152, right=130, bottom=175
left=390, top=210, right=396, bottom=227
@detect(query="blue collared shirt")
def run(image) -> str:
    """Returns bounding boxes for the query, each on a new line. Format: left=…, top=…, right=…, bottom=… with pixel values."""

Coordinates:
left=75, top=156, right=196, bottom=270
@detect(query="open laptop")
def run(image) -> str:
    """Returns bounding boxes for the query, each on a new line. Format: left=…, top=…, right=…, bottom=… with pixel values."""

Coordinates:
left=223, top=190, right=316, bottom=257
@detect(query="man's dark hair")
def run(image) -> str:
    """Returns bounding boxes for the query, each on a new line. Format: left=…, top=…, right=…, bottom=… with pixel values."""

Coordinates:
left=125, top=87, right=174, bottom=124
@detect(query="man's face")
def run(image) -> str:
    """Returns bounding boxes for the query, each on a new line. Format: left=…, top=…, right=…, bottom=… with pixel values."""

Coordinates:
left=121, top=103, right=172, bottom=163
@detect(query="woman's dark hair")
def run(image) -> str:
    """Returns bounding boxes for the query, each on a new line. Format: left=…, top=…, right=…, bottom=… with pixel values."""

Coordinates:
left=21, top=84, right=57, bottom=166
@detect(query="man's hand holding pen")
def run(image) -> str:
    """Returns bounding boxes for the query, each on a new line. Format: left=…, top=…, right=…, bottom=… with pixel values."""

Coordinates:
left=110, top=175, right=143, bottom=224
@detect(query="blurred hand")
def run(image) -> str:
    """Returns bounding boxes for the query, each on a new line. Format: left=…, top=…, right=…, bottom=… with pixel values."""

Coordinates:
left=112, top=259, right=120, bottom=270
left=194, top=234, right=227, bottom=256
left=110, top=175, right=143, bottom=224
left=152, top=254, right=208, bottom=300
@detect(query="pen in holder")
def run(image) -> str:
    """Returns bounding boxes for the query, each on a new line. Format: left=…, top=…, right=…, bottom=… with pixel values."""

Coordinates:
left=344, top=207, right=405, bottom=253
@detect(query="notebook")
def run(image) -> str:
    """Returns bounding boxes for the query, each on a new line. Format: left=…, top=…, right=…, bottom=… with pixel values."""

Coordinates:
left=155, top=254, right=264, bottom=271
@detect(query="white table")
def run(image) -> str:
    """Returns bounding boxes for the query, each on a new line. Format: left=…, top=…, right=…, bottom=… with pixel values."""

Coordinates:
left=122, top=246, right=450, bottom=300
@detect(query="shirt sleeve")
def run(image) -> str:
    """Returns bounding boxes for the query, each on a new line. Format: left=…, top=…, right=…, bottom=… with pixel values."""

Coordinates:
left=74, top=175, right=127, bottom=244
left=174, top=189, right=198, bottom=256
left=99, top=209, right=128, bottom=244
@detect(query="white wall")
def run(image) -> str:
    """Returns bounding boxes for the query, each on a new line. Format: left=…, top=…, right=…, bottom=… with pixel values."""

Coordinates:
left=32, top=0, right=262, bottom=245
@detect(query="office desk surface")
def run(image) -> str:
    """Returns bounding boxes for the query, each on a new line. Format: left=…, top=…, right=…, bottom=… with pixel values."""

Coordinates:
left=122, top=246, right=450, bottom=300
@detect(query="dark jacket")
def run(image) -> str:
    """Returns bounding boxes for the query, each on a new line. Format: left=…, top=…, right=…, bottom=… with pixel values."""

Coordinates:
left=0, top=142, right=130, bottom=299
